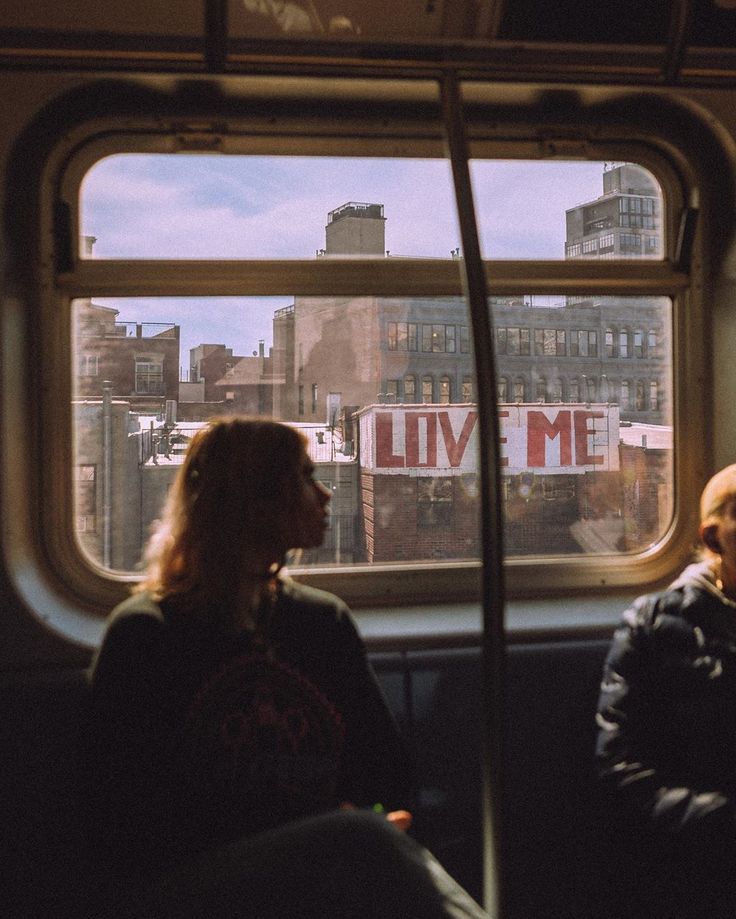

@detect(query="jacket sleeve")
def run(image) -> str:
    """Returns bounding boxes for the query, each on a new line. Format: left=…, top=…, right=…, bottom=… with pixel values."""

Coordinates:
left=85, top=606, right=176, bottom=864
left=330, top=608, right=413, bottom=812
left=596, top=593, right=736, bottom=836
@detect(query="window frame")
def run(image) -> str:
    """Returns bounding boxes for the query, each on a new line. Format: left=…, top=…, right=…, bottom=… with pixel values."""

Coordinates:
left=20, top=78, right=704, bottom=620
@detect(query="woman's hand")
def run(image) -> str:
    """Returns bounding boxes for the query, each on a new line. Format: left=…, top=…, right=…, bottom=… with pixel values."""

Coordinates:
left=340, top=801, right=413, bottom=832
left=385, top=809, right=412, bottom=832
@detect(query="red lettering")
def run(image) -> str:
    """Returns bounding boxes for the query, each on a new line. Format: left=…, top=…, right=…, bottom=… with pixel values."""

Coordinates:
left=438, top=411, right=477, bottom=467
left=405, top=412, right=437, bottom=467
left=574, top=411, right=604, bottom=465
left=527, top=411, right=572, bottom=467
left=498, top=411, right=509, bottom=467
left=375, top=413, right=404, bottom=467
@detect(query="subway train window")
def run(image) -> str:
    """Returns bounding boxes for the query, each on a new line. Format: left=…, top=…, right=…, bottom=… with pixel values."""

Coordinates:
left=71, top=151, right=675, bottom=578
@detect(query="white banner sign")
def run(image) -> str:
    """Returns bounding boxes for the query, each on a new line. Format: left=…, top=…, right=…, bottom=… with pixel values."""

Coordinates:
left=358, top=403, right=619, bottom=475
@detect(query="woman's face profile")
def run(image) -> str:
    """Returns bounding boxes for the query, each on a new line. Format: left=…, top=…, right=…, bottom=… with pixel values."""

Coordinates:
left=289, top=448, right=331, bottom=550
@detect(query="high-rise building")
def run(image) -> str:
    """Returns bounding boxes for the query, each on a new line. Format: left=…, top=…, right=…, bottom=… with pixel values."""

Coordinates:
left=565, top=162, right=661, bottom=260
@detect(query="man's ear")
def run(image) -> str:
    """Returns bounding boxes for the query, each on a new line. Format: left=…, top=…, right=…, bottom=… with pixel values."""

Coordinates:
left=700, top=522, right=722, bottom=555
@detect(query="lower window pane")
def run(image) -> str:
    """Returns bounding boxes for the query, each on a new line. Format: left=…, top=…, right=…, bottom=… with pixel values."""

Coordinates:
left=72, top=290, right=672, bottom=570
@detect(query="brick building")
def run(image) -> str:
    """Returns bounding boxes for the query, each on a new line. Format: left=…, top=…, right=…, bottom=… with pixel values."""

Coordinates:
left=74, top=299, right=180, bottom=413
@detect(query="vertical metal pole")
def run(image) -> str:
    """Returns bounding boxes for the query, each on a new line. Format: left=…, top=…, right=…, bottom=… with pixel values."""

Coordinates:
left=102, top=380, right=113, bottom=568
left=440, top=75, right=507, bottom=917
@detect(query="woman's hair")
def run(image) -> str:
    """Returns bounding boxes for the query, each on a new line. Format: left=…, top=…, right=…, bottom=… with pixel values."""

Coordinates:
left=136, top=417, right=307, bottom=621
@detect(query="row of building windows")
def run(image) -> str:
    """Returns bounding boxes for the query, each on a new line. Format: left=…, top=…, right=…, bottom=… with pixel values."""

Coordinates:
left=498, top=376, right=660, bottom=411
left=387, top=322, right=471, bottom=353
left=566, top=234, right=659, bottom=256
left=77, top=354, right=165, bottom=395
left=496, top=327, right=659, bottom=358
left=618, top=196, right=657, bottom=229
left=380, top=374, right=474, bottom=405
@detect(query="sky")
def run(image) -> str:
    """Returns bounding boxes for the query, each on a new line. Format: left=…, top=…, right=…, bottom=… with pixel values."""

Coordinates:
left=80, top=155, right=610, bottom=372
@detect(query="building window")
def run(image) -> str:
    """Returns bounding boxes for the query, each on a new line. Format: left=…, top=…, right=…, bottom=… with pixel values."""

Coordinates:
left=75, top=464, right=96, bottom=533
left=298, top=384, right=304, bottom=416
left=569, top=378, right=580, bottom=402
left=550, top=378, right=563, bottom=401
left=78, top=354, right=99, bottom=376
left=462, top=376, right=473, bottom=401
left=585, top=376, right=596, bottom=401
left=439, top=375, right=451, bottom=404
left=513, top=377, right=526, bottom=402
left=311, top=383, right=318, bottom=414
left=497, top=377, right=508, bottom=402
left=446, top=325, right=456, bottom=353
left=501, top=327, right=531, bottom=356
left=388, top=322, right=418, bottom=351
left=621, top=380, right=630, bottom=409
left=385, top=380, right=399, bottom=402
left=650, top=380, right=659, bottom=410
left=634, top=330, right=645, bottom=358
left=570, top=330, right=597, bottom=357
left=460, top=326, right=470, bottom=353
left=431, top=324, right=445, bottom=352
left=582, top=238, right=598, bottom=254
left=566, top=242, right=581, bottom=257
left=648, top=328, right=657, bottom=353
left=619, top=330, right=629, bottom=358
left=619, top=196, right=656, bottom=230
left=599, top=233, right=615, bottom=249
left=417, top=477, right=453, bottom=527
left=135, top=359, right=164, bottom=395
left=404, top=375, right=416, bottom=403
left=535, top=377, right=547, bottom=402
left=534, top=329, right=565, bottom=356
left=635, top=380, right=646, bottom=411
left=422, top=375, right=433, bottom=403
left=605, top=329, right=616, bottom=358
left=620, top=233, right=642, bottom=253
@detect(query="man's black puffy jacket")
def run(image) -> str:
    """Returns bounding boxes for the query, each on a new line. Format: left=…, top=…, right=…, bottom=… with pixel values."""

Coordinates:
left=596, top=562, right=736, bottom=916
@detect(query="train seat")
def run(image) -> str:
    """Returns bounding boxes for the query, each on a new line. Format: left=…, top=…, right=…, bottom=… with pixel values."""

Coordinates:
left=0, top=638, right=619, bottom=917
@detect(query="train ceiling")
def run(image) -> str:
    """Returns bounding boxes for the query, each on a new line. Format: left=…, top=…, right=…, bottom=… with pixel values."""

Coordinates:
left=1, top=1, right=735, bottom=85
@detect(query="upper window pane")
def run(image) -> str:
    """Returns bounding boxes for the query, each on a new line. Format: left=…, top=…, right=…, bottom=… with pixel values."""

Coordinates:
left=470, top=160, right=664, bottom=260
left=80, top=155, right=459, bottom=259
